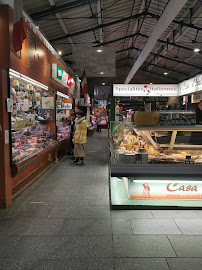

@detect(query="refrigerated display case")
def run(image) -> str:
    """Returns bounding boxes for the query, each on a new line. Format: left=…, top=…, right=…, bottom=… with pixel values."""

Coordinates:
left=109, top=121, right=202, bottom=209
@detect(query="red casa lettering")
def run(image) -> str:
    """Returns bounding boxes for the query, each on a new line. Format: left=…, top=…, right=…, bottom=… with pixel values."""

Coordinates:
left=167, top=183, right=198, bottom=192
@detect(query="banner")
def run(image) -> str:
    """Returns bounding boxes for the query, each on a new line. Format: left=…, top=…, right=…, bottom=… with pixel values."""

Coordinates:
left=129, top=180, right=202, bottom=200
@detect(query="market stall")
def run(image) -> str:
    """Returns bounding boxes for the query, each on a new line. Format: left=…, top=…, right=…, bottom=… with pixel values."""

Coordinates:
left=110, top=83, right=202, bottom=209
left=0, top=5, right=74, bottom=207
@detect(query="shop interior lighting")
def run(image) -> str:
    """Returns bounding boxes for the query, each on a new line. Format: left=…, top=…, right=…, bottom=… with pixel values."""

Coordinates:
left=194, top=48, right=200, bottom=52
left=58, top=51, right=62, bottom=55
left=9, top=69, right=48, bottom=90
left=102, top=82, right=105, bottom=85
left=57, top=91, right=69, bottom=99
left=133, top=180, right=202, bottom=184
left=96, top=49, right=102, bottom=52
left=100, top=72, right=104, bottom=74
left=164, top=72, right=168, bottom=75
left=21, top=74, right=48, bottom=90
left=150, top=82, right=153, bottom=84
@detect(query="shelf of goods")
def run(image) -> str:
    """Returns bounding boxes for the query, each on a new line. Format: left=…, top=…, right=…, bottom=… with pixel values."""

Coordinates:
left=56, top=96, right=71, bottom=159
left=10, top=75, right=58, bottom=197
left=109, top=121, right=202, bottom=209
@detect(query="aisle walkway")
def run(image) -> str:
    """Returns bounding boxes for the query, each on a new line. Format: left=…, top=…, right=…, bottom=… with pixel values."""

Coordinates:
left=1, top=130, right=202, bottom=269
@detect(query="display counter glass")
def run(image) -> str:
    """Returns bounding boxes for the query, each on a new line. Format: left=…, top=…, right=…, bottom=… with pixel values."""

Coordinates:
left=110, top=121, right=202, bottom=209
left=10, top=72, right=56, bottom=165
left=56, top=95, right=71, bottom=142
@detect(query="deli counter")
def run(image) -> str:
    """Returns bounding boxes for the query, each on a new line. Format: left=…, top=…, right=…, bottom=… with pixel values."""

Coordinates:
left=109, top=121, right=202, bottom=209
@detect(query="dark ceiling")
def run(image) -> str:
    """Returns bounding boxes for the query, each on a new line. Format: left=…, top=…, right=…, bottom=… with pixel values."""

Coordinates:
left=22, top=0, right=202, bottom=92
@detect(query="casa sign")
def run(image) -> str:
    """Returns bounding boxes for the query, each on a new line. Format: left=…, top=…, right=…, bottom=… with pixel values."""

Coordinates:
left=129, top=180, right=202, bottom=200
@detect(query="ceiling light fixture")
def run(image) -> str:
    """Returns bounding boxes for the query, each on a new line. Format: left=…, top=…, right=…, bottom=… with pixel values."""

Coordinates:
left=100, top=72, right=104, bottom=74
left=58, top=51, right=62, bottom=55
left=97, top=49, right=102, bottom=53
left=194, top=48, right=200, bottom=52
left=164, top=72, right=168, bottom=75
left=150, top=82, right=153, bottom=84
left=102, top=82, right=105, bottom=85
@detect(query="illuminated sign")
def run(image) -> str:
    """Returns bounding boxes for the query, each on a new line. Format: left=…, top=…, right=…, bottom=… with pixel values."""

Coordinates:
left=129, top=180, right=202, bottom=200
left=113, top=84, right=179, bottom=97
left=52, top=64, right=72, bottom=88
left=179, top=74, right=202, bottom=96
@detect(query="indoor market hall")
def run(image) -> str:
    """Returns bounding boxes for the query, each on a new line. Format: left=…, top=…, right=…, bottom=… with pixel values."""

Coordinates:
left=2, top=0, right=202, bottom=270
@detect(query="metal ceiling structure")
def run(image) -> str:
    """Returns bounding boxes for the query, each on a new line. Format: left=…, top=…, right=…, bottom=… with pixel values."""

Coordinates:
left=22, top=0, right=202, bottom=89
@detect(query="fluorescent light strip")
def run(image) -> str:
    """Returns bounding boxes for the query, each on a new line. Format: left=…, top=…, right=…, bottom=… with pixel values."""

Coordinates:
left=21, top=75, right=48, bottom=90
left=9, top=69, right=48, bottom=90
left=57, top=91, right=69, bottom=99
left=133, top=180, right=202, bottom=184
left=9, top=69, right=20, bottom=76
left=9, top=72, right=21, bottom=78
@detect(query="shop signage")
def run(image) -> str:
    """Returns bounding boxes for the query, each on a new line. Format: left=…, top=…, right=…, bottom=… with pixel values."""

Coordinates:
left=52, top=64, right=71, bottom=88
left=64, top=103, right=72, bottom=110
left=42, top=97, right=54, bottom=110
left=7, top=98, right=13, bottom=112
left=129, top=180, right=202, bottom=200
left=179, top=74, right=202, bottom=96
left=113, top=84, right=179, bottom=97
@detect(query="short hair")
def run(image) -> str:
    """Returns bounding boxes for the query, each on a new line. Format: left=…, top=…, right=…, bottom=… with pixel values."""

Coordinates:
left=76, top=110, right=85, bottom=116
left=76, top=105, right=83, bottom=110
left=199, top=100, right=202, bottom=103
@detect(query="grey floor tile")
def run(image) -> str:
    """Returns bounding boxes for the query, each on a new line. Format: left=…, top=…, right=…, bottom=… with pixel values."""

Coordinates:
left=111, top=210, right=154, bottom=219
left=130, top=219, right=182, bottom=234
left=10, top=219, right=64, bottom=235
left=0, top=219, right=17, bottom=235
left=30, top=258, right=89, bottom=270
left=152, top=210, right=200, bottom=219
left=168, top=235, right=202, bottom=257
left=0, top=235, right=21, bottom=258
left=30, top=186, right=55, bottom=196
left=0, top=259, right=29, bottom=270
left=113, top=235, right=176, bottom=257
left=174, top=219, right=202, bottom=235
left=89, top=258, right=114, bottom=270
left=0, top=209, right=11, bottom=219
left=50, top=235, right=113, bottom=259
left=7, top=204, right=52, bottom=219
left=193, top=210, right=202, bottom=219
left=48, top=205, right=111, bottom=219
left=112, top=219, right=132, bottom=234
left=58, top=219, right=112, bottom=235
left=115, top=258, right=170, bottom=270
left=8, top=235, right=113, bottom=260
left=166, top=258, right=202, bottom=270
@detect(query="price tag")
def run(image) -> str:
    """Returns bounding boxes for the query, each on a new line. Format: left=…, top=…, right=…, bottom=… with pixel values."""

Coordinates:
left=5, top=130, right=9, bottom=144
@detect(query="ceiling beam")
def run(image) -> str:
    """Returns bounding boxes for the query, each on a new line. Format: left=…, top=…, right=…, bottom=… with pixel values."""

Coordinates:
left=117, top=57, right=188, bottom=76
left=125, top=0, right=189, bottom=84
left=117, top=64, right=178, bottom=82
left=30, top=0, right=96, bottom=20
left=117, top=45, right=202, bottom=70
left=97, top=32, right=202, bottom=55
left=146, top=0, right=202, bottom=71
left=49, top=11, right=147, bottom=42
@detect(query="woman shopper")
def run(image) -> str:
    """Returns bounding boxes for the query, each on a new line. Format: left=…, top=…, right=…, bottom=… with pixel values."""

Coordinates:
left=73, top=110, right=87, bottom=165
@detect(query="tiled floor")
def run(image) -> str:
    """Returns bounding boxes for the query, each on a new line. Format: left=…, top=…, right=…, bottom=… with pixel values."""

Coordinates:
left=1, top=130, right=202, bottom=269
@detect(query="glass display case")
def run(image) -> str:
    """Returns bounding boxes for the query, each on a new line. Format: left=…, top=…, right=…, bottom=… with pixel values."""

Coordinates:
left=10, top=73, right=56, bottom=165
left=110, top=121, right=202, bottom=209
left=56, top=94, right=71, bottom=142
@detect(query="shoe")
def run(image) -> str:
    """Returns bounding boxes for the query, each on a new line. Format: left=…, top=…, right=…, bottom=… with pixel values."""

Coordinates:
left=73, top=158, right=79, bottom=163
left=76, top=160, right=84, bottom=165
